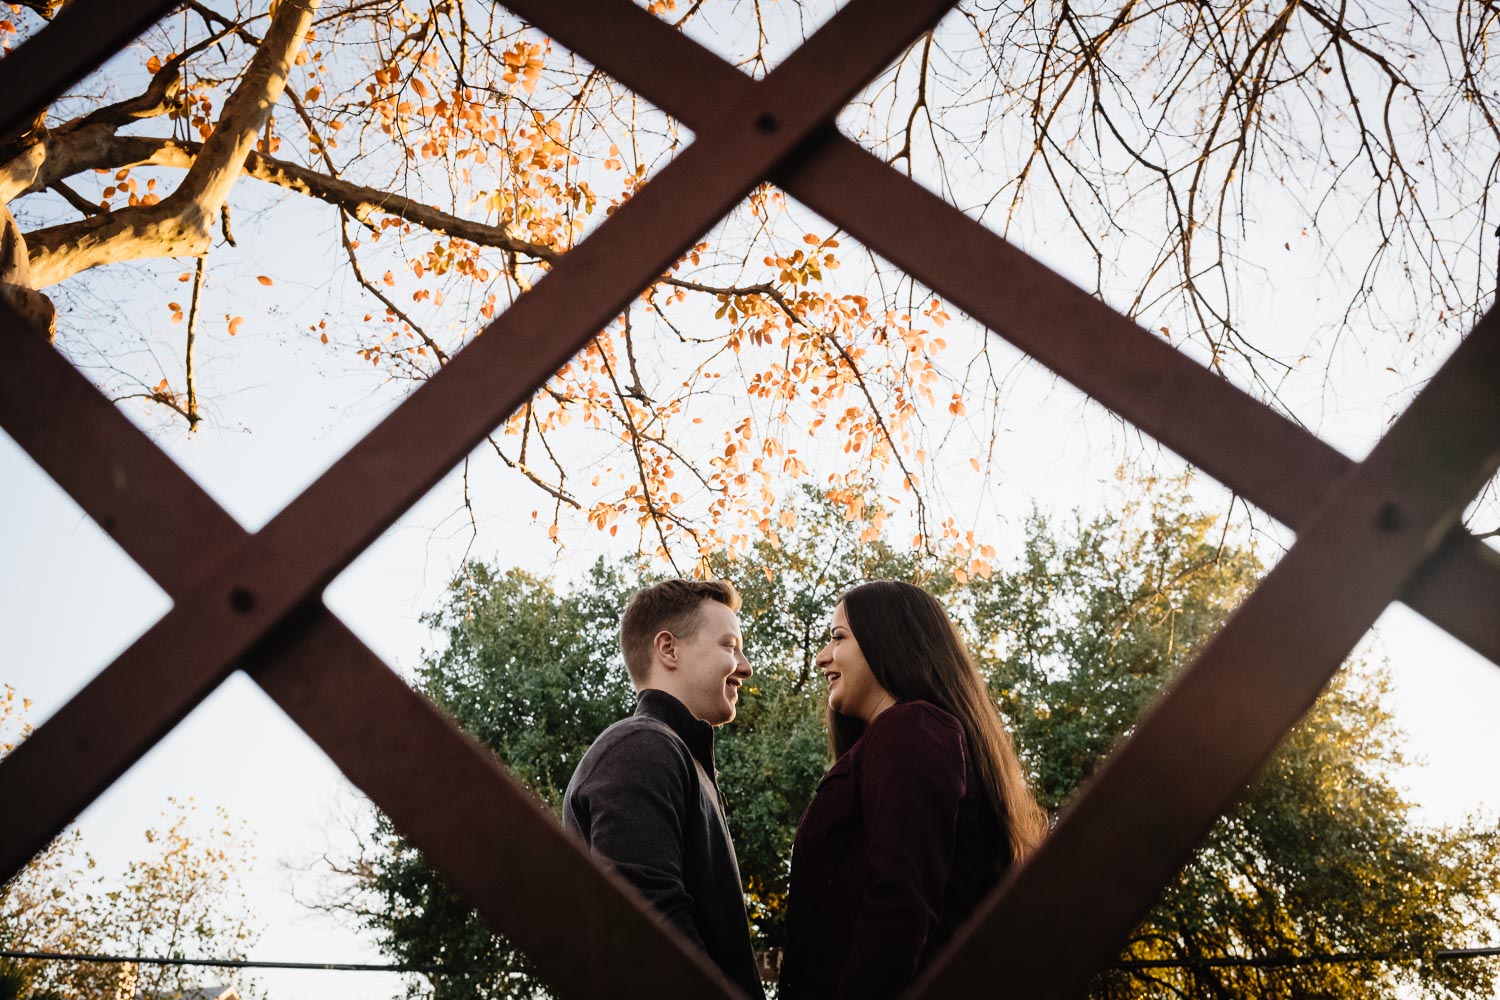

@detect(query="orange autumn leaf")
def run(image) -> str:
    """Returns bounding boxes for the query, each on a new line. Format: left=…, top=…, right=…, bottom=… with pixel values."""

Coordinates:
left=256, top=275, right=274, bottom=286
left=228, top=316, right=245, bottom=335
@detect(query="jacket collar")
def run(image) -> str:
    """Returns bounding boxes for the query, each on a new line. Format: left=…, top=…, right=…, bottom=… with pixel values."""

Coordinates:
left=635, top=688, right=717, bottom=777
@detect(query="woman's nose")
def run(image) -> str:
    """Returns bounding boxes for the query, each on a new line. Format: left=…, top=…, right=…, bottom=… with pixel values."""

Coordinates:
left=814, top=642, right=831, bottom=666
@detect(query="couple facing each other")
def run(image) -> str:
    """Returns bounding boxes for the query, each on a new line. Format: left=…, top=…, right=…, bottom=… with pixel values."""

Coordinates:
left=562, top=578, right=1049, bottom=1000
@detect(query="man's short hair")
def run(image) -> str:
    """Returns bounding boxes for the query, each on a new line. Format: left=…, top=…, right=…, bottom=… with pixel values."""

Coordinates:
left=620, top=578, right=742, bottom=686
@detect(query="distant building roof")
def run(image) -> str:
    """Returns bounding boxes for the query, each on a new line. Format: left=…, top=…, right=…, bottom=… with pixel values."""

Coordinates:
left=140, top=986, right=240, bottom=1000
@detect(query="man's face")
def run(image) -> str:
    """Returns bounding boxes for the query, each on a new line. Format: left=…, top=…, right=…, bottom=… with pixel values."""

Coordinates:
left=669, top=599, right=752, bottom=726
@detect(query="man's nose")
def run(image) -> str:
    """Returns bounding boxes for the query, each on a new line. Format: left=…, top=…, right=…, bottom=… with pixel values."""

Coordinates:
left=736, top=649, right=753, bottom=677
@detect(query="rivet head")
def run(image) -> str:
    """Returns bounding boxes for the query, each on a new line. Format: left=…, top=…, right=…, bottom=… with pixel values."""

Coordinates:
left=229, top=587, right=256, bottom=613
left=1376, top=502, right=1404, bottom=533
left=754, top=112, right=779, bottom=134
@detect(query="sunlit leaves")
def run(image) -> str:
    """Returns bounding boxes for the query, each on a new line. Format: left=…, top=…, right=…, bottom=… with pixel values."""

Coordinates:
left=499, top=40, right=545, bottom=93
left=16, top=1, right=988, bottom=571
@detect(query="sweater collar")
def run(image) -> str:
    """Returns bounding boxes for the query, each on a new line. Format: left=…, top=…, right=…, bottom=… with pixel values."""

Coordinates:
left=635, top=688, right=717, bottom=775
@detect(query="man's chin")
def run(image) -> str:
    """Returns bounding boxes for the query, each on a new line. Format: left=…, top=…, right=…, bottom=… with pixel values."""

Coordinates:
left=696, top=696, right=736, bottom=726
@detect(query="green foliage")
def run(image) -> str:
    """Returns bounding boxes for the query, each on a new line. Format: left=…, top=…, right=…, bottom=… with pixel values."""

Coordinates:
left=712, top=490, right=953, bottom=944
left=353, top=480, right=1499, bottom=999
left=356, top=490, right=951, bottom=996
left=972, top=478, right=1500, bottom=998
left=419, top=560, right=641, bottom=810
left=0, top=962, right=31, bottom=1000
left=361, top=560, right=640, bottom=999
left=973, top=483, right=1264, bottom=809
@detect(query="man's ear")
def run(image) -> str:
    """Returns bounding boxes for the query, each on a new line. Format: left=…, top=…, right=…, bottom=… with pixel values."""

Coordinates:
left=652, top=629, right=678, bottom=672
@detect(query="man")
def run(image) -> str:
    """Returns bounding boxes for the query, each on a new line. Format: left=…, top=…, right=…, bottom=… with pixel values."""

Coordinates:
left=562, top=578, right=764, bottom=998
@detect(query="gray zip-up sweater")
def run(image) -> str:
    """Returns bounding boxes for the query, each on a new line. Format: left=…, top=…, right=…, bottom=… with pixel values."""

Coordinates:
left=562, top=689, right=764, bottom=998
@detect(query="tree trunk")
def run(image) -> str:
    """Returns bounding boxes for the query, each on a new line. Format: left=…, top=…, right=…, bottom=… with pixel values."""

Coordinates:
left=23, top=0, right=320, bottom=288
left=0, top=203, right=54, bottom=340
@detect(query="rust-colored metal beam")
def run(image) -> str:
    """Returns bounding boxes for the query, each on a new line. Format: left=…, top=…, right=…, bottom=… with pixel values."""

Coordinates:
left=0, top=299, right=739, bottom=998
left=910, top=307, right=1500, bottom=998
left=5, top=3, right=1497, bottom=1000
left=0, top=0, right=957, bottom=946
left=0, top=0, right=178, bottom=146
left=508, top=0, right=1500, bottom=667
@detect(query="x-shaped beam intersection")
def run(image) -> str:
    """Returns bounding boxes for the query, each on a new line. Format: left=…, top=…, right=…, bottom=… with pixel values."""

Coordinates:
left=2, top=1, right=1497, bottom=997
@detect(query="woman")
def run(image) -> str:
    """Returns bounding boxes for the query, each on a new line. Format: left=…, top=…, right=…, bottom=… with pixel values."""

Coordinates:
left=777, top=581, right=1048, bottom=1000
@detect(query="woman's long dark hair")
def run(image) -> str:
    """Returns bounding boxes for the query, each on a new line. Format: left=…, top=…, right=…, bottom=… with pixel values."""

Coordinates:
left=831, top=580, right=1049, bottom=865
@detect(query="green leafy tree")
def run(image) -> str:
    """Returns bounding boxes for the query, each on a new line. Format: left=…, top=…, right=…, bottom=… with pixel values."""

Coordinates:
left=340, top=483, right=1498, bottom=998
left=337, top=491, right=949, bottom=997
left=710, top=490, right=956, bottom=945
left=356, top=560, right=641, bottom=999
left=972, top=478, right=1500, bottom=998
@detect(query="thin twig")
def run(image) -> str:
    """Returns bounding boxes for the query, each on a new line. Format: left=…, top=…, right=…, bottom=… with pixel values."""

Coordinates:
left=183, top=255, right=206, bottom=430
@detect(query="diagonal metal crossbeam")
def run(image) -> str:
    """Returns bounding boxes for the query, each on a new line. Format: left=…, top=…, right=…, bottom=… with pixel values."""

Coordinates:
left=474, top=5, right=1500, bottom=992
left=912, top=308, right=1500, bottom=997
left=508, top=0, right=1500, bottom=666
left=509, top=5, right=1500, bottom=992
left=0, top=0, right=177, bottom=145
left=0, top=1, right=955, bottom=994
left=1, top=0, right=1497, bottom=998
left=0, top=300, right=737, bottom=997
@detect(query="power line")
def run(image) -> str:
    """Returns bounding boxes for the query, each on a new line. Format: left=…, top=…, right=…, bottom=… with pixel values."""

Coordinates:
left=6, top=945, right=1499, bottom=977
left=0, top=950, right=444, bottom=975
left=1112, top=946, right=1500, bottom=971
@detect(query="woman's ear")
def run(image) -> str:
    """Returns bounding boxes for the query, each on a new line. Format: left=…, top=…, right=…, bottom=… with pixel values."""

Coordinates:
left=652, top=628, right=678, bottom=672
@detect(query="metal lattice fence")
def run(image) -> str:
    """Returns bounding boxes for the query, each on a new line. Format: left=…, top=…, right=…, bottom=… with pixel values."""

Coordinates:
left=1, top=1, right=1497, bottom=996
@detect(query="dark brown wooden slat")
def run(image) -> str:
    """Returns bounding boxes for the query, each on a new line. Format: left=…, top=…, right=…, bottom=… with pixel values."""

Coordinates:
left=1400, top=524, right=1500, bottom=653
left=0, top=301, right=738, bottom=997
left=0, top=0, right=178, bottom=146
left=910, top=307, right=1500, bottom=998
left=3, top=4, right=1493, bottom=999
left=253, top=619, right=742, bottom=999
left=509, top=0, right=1500, bottom=667
left=0, top=0, right=957, bottom=911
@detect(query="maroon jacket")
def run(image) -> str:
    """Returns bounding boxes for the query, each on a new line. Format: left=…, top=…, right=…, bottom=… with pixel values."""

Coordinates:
left=779, top=700, right=1006, bottom=1000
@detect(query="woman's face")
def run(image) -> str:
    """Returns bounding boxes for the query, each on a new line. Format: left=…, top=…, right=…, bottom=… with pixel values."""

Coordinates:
left=815, top=602, right=896, bottom=723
